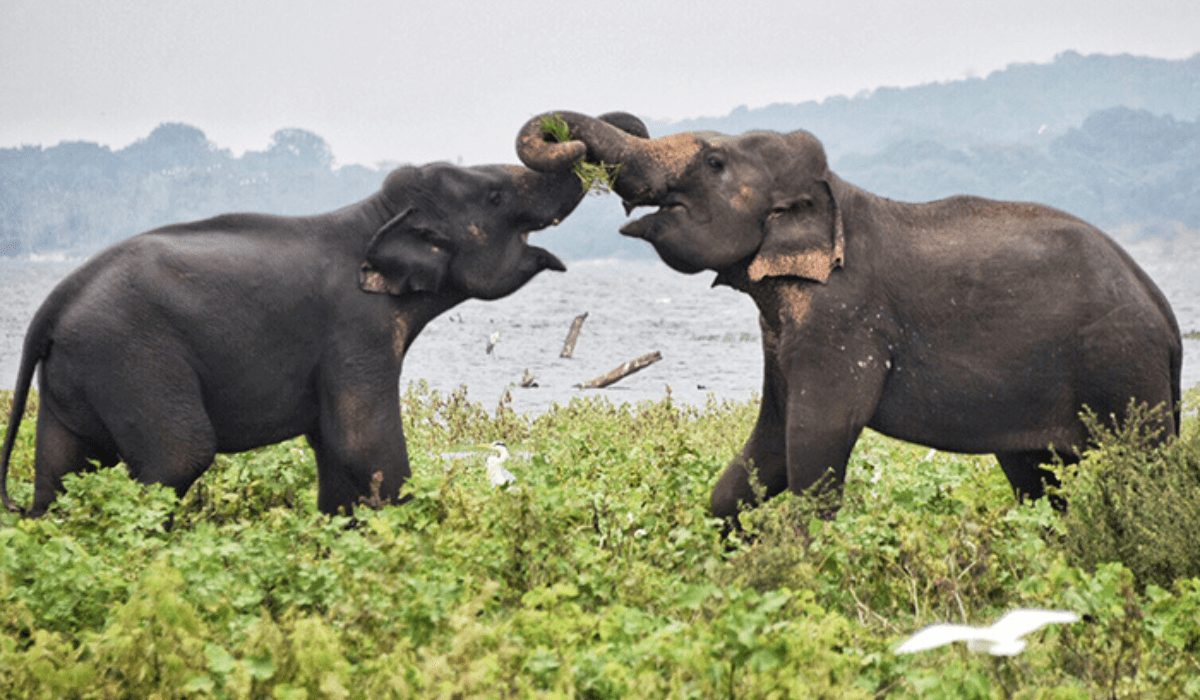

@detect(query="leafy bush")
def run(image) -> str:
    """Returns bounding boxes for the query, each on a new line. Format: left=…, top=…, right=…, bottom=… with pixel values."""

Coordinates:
left=2, top=386, right=1200, bottom=698
left=1060, top=393, right=1200, bottom=590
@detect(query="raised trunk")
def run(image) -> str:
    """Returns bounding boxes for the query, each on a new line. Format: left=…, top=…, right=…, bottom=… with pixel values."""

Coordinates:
left=506, top=164, right=589, bottom=228
left=515, top=111, right=706, bottom=205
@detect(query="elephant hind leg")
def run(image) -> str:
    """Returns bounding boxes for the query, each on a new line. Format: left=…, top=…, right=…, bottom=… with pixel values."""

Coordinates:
left=29, top=405, right=98, bottom=516
left=995, top=450, right=1070, bottom=510
left=115, top=419, right=217, bottom=500
left=100, top=377, right=218, bottom=501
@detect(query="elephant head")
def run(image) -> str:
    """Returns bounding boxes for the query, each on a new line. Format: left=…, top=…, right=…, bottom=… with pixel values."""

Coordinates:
left=358, top=162, right=580, bottom=300
left=515, top=112, right=844, bottom=283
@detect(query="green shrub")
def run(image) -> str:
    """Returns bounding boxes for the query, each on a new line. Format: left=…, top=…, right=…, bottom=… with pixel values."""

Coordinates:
left=1060, top=392, right=1200, bottom=590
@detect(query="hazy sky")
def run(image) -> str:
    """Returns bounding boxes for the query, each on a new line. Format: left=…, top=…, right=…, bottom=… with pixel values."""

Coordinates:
left=3, top=0, right=1198, bottom=167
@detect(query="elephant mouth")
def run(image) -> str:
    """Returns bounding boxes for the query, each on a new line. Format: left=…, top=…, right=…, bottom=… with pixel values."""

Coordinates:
left=532, top=245, right=567, bottom=272
left=618, top=200, right=685, bottom=242
left=622, top=191, right=686, bottom=216
left=519, top=231, right=566, bottom=272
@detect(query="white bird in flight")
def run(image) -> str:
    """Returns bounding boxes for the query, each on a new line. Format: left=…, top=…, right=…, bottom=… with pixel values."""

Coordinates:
left=896, top=608, right=1079, bottom=656
left=482, top=441, right=516, bottom=487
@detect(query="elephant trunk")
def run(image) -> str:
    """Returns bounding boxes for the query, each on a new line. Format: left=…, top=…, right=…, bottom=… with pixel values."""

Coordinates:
left=509, top=165, right=589, bottom=228
left=515, top=111, right=706, bottom=206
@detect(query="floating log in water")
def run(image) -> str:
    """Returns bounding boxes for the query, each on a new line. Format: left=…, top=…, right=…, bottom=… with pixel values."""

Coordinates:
left=560, top=312, right=588, bottom=358
left=576, top=351, right=663, bottom=390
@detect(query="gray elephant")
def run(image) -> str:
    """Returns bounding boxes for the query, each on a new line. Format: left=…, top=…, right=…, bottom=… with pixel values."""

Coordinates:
left=517, top=111, right=1183, bottom=523
left=0, top=143, right=610, bottom=517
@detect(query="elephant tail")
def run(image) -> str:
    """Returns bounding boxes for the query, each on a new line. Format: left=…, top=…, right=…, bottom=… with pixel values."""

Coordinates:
left=1170, top=338, right=1182, bottom=439
left=0, top=304, right=56, bottom=515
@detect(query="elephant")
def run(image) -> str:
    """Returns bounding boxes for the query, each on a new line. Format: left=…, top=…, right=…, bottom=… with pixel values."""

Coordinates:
left=0, top=132, right=630, bottom=517
left=516, top=111, right=1183, bottom=524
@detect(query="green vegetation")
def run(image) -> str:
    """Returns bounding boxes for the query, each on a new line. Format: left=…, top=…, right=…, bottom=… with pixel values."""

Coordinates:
left=2, top=384, right=1199, bottom=698
left=539, top=114, right=623, bottom=196
left=1061, top=402, right=1200, bottom=591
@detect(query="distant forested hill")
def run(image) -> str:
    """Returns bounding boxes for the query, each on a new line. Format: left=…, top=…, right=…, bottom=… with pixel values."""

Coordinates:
left=2, top=51, right=1198, bottom=259
left=0, top=124, right=391, bottom=256
left=646, top=51, right=1200, bottom=156
left=834, top=106, right=1200, bottom=235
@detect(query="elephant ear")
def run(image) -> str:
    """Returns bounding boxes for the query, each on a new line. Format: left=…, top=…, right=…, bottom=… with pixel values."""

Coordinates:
left=747, top=179, right=845, bottom=284
left=358, top=208, right=453, bottom=296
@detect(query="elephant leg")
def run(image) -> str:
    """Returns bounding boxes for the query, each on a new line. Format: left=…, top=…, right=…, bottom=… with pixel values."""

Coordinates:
left=995, top=450, right=1067, bottom=508
left=711, top=331, right=792, bottom=523
left=309, top=383, right=410, bottom=516
left=100, top=372, right=218, bottom=500
left=783, top=395, right=867, bottom=500
left=781, top=346, right=889, bottom=508
left=29, top=405, right=94, bottom=517
left=711, top=402, right=789, bottom=522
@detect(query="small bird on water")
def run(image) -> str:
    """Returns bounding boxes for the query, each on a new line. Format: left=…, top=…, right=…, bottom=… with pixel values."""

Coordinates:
left=482, top=440, right=517, bottom=487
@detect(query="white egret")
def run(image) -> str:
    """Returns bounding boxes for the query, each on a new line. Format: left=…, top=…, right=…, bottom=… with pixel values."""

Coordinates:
left=481, top=440, right=516, bottom=487
left=896, top=608, right=1079, bottom=656
left=486, top=331, right=500, bottom=355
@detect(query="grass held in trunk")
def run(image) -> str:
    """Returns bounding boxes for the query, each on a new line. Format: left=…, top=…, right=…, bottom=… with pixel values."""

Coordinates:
left=539, top=114, right=622, bottom=195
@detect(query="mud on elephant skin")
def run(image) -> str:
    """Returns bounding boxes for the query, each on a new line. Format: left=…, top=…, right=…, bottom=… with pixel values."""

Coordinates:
left=0, top=155, right=593, bottom=517
left=517, top=111, right=1183, bottom=525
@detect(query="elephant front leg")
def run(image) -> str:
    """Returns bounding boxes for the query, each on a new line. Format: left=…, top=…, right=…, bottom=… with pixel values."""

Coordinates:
left=711, top=353, right=790, bottom=523
left=308, top=383, right=411, bottom=516
left=779, top=347, right=890, bottom=511
left=711, top=420, right=789, bottom=524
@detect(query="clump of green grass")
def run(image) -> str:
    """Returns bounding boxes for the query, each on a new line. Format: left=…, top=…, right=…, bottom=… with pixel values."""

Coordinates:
left=539, top=113, right=623, bottom=195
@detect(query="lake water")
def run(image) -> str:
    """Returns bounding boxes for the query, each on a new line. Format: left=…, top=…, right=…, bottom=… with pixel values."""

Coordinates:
left=2, top=245, right=1197, bottom=417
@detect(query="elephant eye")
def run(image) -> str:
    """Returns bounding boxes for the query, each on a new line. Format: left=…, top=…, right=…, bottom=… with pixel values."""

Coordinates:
left=705, top=154, right=725, bottom=172
left=488, top=190, right=503, bottom=206
left=770, top=198, right=813, bottom=217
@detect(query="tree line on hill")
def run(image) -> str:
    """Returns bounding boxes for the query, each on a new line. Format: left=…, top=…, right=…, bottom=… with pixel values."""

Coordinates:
left=836, top=106, right=1200, bottom=236
left=2, top=52, right=1198, bottom=260
left=0, top=124, right=390, bottom=256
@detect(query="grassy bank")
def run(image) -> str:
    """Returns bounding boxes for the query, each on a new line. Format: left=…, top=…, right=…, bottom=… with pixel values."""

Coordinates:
left=1, top=383, right=1199, bottom=699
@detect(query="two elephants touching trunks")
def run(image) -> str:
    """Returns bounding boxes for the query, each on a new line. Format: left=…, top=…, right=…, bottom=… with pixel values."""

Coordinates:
left=517, top=110, right=1182, bottom=524
left=2, top=110, right=1183, bottom=528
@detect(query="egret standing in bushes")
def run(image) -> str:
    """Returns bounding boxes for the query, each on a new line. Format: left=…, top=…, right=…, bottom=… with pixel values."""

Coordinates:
left=481, top=441, right=517, bottom=487
left=896, top=608, right=1079, bottom=656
